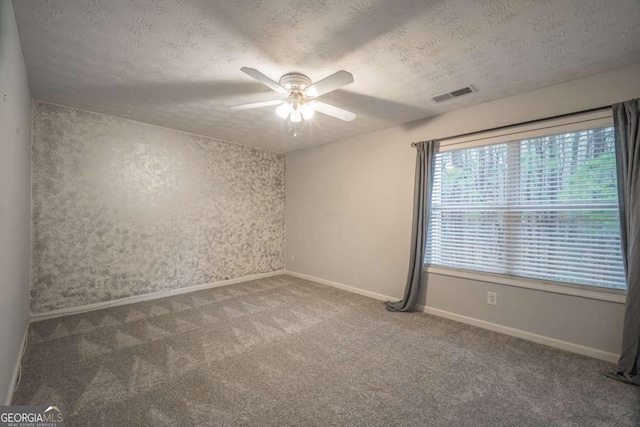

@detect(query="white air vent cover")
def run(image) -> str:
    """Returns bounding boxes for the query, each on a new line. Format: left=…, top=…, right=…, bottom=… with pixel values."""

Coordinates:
left=431, top=86, right=477, bottom=103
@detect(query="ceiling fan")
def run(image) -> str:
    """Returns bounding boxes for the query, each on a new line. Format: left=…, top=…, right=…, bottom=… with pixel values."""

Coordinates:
left=230, top=67, right=356, bottom=123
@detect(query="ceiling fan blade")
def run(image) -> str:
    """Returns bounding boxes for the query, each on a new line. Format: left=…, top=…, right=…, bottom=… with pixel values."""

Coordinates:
left=313, top=101, right=356, bottom=121
left=229, top=99, right=283, bottom=111
left=305, top=71, right=354, bottom=97
left=240, top=67, right=289, bottom=95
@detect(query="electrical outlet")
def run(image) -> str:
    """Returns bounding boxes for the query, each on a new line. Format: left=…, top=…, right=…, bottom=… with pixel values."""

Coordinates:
left=290, top=255, right=295, bottom=262
left=487, top=292, right=497, bottom=305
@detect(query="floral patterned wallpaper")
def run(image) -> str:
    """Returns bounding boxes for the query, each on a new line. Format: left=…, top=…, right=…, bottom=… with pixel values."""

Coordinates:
left=31, top=101, right=285, bottom=313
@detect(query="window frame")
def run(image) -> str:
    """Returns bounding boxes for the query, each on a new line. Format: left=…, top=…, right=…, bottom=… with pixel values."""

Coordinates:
left=424, top=265, right=626, bottom=303
left=424, top=110, right=627, bottom=302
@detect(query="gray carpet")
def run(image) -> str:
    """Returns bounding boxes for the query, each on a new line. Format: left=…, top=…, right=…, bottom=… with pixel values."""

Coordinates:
left=13, top=275, right=640, bottom=426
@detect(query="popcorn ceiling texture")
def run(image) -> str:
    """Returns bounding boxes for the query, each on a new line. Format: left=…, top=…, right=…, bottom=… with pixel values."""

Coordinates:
left=13, top=0, right=640, bottom=152
left=31, top=101, right=285, bottom=314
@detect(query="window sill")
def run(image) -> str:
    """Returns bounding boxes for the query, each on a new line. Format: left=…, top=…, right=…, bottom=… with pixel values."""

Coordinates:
left=424, top=265, right=627, bottom=304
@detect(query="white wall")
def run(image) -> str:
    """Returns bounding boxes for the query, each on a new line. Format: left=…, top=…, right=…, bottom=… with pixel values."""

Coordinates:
left=286, top=63, right=640, bottom=359
left=0, top=0, right=32, bottom=403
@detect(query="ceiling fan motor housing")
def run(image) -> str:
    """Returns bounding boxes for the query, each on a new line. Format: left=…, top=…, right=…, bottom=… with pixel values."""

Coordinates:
left=279, top=72, right=312, bottom=93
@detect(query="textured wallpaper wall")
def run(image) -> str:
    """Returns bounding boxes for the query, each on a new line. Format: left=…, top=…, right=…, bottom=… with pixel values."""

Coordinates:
left=31, top=101, right=285, bottom=313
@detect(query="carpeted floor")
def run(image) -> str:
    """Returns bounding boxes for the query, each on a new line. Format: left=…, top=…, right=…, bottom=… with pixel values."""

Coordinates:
left=13, top=275, right=640, bottom=426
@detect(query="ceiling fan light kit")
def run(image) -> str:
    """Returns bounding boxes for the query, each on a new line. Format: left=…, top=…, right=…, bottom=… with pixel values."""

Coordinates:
left=230, top=67, right=356, bottom=131
left=275, top=102, right=291, bottom=119
left=300, top=103, right=314, bottom=120
left=289, top=109, right=302, bottom=123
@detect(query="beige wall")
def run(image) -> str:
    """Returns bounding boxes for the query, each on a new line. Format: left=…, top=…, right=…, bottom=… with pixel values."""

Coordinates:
left=0, top=0, right=32, bottom=403
left=286, top=63, right=640, bottom=356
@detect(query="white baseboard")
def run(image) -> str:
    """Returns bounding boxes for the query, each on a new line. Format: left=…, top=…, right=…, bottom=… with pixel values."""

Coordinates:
left=284, top=270, right=394, bottom=302
left=416, top=305, right=619, bottom=363
left=5, top=324, right=29, bottom=405
left=30, top=270, right=286, bottom=322
left=285, top=270, right=619, bottom=363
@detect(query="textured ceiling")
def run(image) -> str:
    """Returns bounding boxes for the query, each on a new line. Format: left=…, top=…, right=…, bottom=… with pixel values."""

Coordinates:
left=13, top=0, right=640, bottom=152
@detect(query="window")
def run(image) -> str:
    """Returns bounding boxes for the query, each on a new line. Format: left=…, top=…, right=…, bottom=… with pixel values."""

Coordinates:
left=426, top=119, right=626, bottom=291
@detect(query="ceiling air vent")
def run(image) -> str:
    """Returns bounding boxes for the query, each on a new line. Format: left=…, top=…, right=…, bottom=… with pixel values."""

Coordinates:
left=431, top=86, right=477, bottom=103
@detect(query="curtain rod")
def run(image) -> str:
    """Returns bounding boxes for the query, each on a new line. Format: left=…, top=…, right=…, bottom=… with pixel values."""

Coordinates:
left=410, top=105, right=612, bottom=148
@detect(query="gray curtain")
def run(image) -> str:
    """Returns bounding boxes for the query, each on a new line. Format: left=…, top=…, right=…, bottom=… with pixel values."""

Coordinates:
left=385, top=140, right=437, bottom=312
left=606, top=99, right=640, bottom=385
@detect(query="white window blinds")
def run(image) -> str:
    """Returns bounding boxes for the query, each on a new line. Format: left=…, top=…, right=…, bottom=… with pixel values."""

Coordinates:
left=426, top=124, right=626, bottom=290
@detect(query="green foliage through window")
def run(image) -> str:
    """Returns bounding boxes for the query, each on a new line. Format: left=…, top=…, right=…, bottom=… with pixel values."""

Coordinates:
left=426, top=127, right=626, bottom=290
